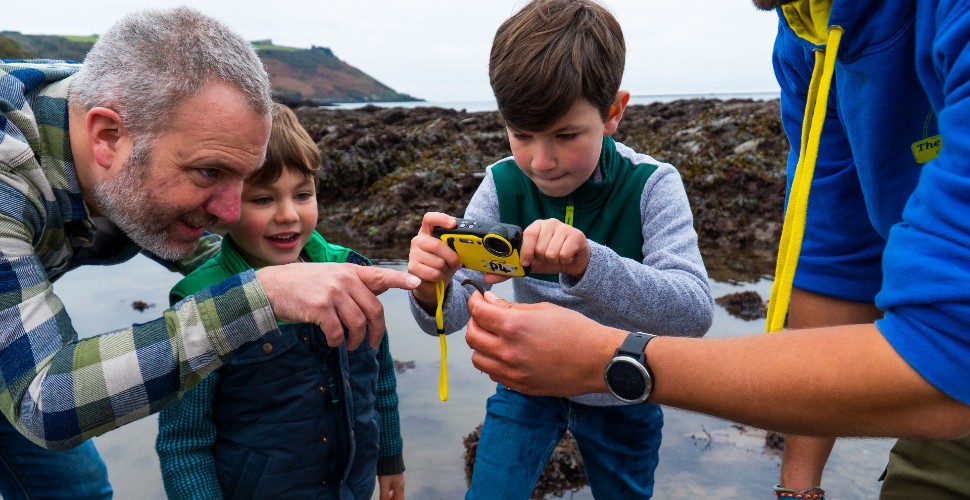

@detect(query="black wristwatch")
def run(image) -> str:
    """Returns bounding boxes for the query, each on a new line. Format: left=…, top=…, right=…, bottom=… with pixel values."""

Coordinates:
left=604, top=331, right=656, bottom=404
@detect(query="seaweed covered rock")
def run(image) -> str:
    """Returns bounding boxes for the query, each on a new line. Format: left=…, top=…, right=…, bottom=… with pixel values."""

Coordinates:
left=715, top=290, right=768, bottom=321
left=463, top=423, right=587, bottom=499
left=298, top=99, right=788, bottom=279
left=616, top=99, right=787, bottom=281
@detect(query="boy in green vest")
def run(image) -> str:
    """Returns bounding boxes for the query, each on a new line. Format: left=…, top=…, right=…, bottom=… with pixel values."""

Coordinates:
left=156, top=104, right=405, bottom=499
left=407, top=0, right=713, bottom=497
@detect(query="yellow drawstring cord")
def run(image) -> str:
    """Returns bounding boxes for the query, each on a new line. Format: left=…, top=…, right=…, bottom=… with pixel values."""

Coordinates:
left=435, top=280, right=448, bottom=401
left=766, top=27, right=843, bottom=333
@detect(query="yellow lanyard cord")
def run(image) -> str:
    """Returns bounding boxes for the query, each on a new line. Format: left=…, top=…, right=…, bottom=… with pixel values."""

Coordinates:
left=766, top=27, right=843, bottom=333
left=565, top=195, right=575, bottom=226
left=435, top=280, right=448, bottom=401
left=438, top=332, right=448, bottom=401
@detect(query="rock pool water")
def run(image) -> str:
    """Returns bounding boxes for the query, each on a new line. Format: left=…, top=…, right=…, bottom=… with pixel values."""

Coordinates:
left=54, top=254, right=892, bottom=499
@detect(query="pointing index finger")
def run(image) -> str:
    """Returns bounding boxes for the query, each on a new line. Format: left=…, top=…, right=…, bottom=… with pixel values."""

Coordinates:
left=356, top=266, right=421, bottom=294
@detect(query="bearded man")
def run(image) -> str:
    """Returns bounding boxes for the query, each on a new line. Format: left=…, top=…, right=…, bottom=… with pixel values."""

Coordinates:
left=0, top=7, right=416, bottom=498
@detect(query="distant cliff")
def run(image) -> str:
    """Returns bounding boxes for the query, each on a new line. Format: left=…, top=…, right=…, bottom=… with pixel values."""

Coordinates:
left=0, top=31, right=419, bottom=104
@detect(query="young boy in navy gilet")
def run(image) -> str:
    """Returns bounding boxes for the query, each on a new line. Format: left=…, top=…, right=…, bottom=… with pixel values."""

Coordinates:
left=156, top=104, right=405, bottom=499
left=406, top=0, right=713, bottom=497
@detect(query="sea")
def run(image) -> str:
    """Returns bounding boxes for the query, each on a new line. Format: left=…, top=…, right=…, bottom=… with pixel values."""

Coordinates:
left=329, top=91, right=780, bottom=113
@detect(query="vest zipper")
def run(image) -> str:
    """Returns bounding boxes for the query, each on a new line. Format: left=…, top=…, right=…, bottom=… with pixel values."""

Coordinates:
left=564, top=195, right=575, bottom=226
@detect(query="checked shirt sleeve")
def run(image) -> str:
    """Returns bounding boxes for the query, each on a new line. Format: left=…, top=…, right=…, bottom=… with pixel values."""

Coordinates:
left=156, top=372, right=224, bottom=499
left=0, top=214, right=278, bottom=449
left=374, top=333, right=404, bottom=475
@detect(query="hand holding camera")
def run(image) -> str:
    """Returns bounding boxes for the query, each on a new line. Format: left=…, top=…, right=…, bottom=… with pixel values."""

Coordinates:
left=408, top=212, right=466, bottom=312
left=519, top=218, right=591, bottom=280
left=408, top=213, right=590, bottom=313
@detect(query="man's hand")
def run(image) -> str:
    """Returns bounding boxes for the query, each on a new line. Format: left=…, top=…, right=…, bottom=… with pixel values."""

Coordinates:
left=256, top=263, right=419, bottom=349
left=378, top=473, right=405, bottom=500
left=465, top=291, right=624, bottom=396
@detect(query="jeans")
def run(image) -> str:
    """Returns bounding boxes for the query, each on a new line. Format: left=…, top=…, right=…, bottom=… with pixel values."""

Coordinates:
left=467, top=384, right=663, bottom=499
left=0, top=416, right=112, bottom=499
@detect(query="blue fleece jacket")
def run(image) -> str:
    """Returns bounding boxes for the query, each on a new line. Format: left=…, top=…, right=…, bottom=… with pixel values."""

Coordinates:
left=774, top=0, right=970, bottom=405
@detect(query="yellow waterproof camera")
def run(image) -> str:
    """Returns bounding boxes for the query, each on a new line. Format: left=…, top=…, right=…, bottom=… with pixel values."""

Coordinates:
left=433, top=218, right=529, bottom=277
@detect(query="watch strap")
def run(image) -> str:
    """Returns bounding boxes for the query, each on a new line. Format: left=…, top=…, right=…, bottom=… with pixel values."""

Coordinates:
left=605, top=331, right=656, bottom=404
left=615, top=331, right=655, bottom=363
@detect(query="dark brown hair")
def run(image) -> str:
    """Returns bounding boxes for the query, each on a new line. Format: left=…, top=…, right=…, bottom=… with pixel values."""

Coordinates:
left=248, top=103, right=320, bottom=186
left=489, top=0, right=625, bottom=131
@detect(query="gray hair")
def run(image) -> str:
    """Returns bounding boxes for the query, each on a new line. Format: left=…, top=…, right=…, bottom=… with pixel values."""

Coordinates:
left=70, top=6, right=273, bottom=137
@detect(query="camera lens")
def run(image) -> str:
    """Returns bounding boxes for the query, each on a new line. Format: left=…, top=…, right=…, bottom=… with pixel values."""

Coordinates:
left=483, top=234, right=512, bottom=257
left=488, top=224, right=513, bottom=240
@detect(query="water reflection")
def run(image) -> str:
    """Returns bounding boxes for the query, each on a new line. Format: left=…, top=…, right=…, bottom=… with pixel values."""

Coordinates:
left=52, top=254, right=892, bottom=499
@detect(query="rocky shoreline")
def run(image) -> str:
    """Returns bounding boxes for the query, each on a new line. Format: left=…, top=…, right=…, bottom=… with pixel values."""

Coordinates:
left=297, top=98, right=789, bottom=283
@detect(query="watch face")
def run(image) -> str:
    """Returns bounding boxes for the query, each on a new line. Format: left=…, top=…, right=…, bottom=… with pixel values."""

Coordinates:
left=607, top=358, right=650, bottom=402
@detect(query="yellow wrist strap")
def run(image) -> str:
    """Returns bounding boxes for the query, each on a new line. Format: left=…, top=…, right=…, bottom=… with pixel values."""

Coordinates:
left=435, top=280, right=448, bottom=401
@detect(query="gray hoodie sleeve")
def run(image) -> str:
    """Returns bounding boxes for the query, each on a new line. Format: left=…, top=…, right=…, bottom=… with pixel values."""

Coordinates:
left=560, top=162, right=713, bottom=337
left=409, top=153, right=714, bottom=339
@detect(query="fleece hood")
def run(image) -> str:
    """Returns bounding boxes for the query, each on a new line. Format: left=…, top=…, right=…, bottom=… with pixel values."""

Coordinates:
left=780, top=0, right=915, bottom=55
left=780, top=0, right=832, bottom=46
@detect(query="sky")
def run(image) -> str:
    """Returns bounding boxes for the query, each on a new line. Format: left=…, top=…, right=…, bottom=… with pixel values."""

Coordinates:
left=6, top=0, right=782, bottom=103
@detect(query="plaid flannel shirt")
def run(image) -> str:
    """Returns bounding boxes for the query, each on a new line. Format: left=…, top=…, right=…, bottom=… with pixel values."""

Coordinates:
left=0, top=60, right=280, bottom=449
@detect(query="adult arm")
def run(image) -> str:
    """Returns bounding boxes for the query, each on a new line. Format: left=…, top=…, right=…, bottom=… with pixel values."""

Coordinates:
left=155, top=373, right=224, bottom=499
left=0, top=206, right=278, bottom=449
left=0, top=216, right=416, bottom=449
left=465, top=292, right=970, bottom=439
left=258, top=263, right=418, bottom=350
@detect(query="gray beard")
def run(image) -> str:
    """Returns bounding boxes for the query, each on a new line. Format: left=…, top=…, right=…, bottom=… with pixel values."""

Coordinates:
left=92, top=147, right=214, bottom=261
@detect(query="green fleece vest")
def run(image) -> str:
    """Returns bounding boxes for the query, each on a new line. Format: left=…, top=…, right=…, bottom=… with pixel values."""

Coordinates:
left=170, top=230, right=367, bottom=304
left=493, top=136, right=656, bottom=282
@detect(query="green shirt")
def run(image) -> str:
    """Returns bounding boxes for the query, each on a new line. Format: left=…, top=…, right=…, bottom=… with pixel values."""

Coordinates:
left=160, top=231, right=404, bottom=499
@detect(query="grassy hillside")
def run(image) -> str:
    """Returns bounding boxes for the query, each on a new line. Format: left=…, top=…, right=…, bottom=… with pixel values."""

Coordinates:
left=260, top=45, right=415, bottom=104
left=0, top=32, right=418, bottom=104
left=1, top=31, right=92, bottom=62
